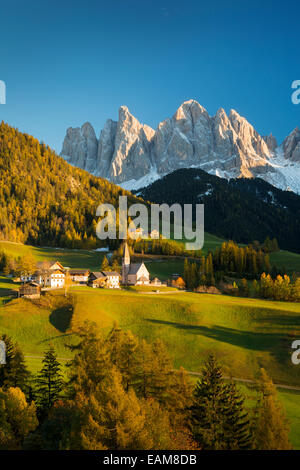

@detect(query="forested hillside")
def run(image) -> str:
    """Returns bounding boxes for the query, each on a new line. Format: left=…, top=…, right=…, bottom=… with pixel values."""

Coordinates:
left=0, top=122, right=139, bottom=248
left=138, top=169, right=300, bottom=253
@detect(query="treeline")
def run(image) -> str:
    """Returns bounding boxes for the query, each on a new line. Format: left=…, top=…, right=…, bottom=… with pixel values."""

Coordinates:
left=252, top=273, right=300, bottom=302
left=0, top=250, right=36, bottom=277
left=0, top=325, right=292, bottom=450
left=0, top=122, right=139, bottom=249
left=214, top=241, right=272, bottom=277
left=120, top=238, right=202, bottom=258
left=183, top=241, right=276, bottom=290
left=138, top=168, right=300, bottom=253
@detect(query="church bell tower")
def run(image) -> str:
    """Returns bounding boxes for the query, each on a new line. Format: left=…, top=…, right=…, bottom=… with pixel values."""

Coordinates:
left=122, top=242, right=130, bottom=284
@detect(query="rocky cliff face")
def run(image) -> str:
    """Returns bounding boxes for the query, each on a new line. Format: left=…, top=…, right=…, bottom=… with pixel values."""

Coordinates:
left=282, top=127, right=300, bottom=162
left=60, top=100, right=300, bottom=193
left=61, top=122, right=98, bottom=173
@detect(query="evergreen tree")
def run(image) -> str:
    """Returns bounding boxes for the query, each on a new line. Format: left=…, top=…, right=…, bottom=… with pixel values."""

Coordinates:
left=0, top=335, right=29, bottom=392
left=222, top=381, right=252, bottom=449
left=35, top=347, right=63, bottom=414
left=111, top=258, right=120, bottom=273
left=190, top=355, right=226, bottom=449
left=190, top=355, right=252, bottom=449
left=100, top=256, right=110, bottom=271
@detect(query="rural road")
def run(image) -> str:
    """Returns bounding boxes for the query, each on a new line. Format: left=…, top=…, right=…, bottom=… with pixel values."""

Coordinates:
left=24, top=355, right=300, bottom=392
left=182, top=370, right=300, bottom=392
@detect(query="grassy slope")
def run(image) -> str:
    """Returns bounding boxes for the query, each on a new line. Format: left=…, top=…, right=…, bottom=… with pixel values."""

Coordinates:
left=70, top=288, right=300, bottom=385
left=0, top=241, right=105, bottom=270
left=237, top=382, right=300, bottom=450
left=2, top=284, right=300, bottom=385
left=1, top=284, right=300, bottom=447
left=2, top=233, right=299, bottom=282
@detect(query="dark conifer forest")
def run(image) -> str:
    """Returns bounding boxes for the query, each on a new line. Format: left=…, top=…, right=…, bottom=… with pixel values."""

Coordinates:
left=138, top=168, right=300, bottom=253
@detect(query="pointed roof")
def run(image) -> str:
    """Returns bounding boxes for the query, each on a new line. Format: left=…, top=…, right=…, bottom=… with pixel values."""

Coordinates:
left=128, top=262, right=149, bottom=276
left=123, top=242, right=130, bottom=264
left=102, top=271, right=121, bottom=277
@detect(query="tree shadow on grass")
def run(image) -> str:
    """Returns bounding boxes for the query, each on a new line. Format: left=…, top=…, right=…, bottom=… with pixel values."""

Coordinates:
left=145, top=318, right=287, bottom=361
left=0, top=278, right=18, bottom=298
left=49, top=305, right=73, bottom=333
left=257, top=314, right=300, bottom=329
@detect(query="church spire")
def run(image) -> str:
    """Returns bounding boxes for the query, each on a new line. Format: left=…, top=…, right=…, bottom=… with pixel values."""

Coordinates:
left=122, top=242, right=130, bottom=285
left=123, top=241, right=130, bottom=266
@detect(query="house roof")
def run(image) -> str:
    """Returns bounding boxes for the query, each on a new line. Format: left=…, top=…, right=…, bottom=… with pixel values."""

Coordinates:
left=102, top=271, right=121, bottom=277
left=36, top=261, right=64, bottom=270
left=19, top=282, right=40, bottom=291
left=34, top=268, right=64, bottom=275
left=68, top=269, right=90, bottom=274
left=90, top=272, right=106, bottom=279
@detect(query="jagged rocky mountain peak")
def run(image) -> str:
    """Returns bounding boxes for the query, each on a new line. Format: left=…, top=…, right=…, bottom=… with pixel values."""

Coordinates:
left=60, top=101, right=300, bottom=194
left=283, top=127, right=300, bottom=162
left=263, top=133, right=278, bottom=152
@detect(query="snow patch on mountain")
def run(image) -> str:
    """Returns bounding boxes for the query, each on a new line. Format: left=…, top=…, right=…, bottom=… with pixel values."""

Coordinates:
left=61, top=101, right=300, bottom=194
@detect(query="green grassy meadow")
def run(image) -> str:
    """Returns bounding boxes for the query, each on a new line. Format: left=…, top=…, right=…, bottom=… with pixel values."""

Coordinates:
left=1, top=281, right=300, bottom=447
left=1, top=234, right=300, bottom=280
left=1, top=238, right=300, bottom=447
left=0, top=241, right=105, bottom=271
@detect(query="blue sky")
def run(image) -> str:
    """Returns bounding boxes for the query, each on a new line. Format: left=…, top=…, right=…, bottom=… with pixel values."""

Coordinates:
left=0, top=0, right=299, bottom=152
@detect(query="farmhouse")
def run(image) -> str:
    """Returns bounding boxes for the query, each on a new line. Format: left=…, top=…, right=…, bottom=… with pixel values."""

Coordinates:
left=150, top=229, right=159, bottom=239
left=68, top=268, right=90, bottom=284
left=34, top=267, right=65, bottom=288
left=128, top=227, right=145, bottom=239
left=88, top=272, right=106, bottom=288
left=18, top=282, right=41, bottom=299
left=102, top=271, right=121, bottom=288
left=122, top=242, right=150, bottom=285
left=150, top=277, right=162, bottom=286
left=88, top=271, right=120, bottom=289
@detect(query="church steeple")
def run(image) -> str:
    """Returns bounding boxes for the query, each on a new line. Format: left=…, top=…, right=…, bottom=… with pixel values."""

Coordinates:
left=122, top=242, right=130, bottom=284
left=123, top=241, right=130, bottom=266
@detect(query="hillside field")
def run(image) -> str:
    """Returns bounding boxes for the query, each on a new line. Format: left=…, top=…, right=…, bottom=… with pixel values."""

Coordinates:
left=1, top=281, right=300, bottom=447
left=1, top=234, right=300, bottom=281
left=1, top=286, right=300, bottom=446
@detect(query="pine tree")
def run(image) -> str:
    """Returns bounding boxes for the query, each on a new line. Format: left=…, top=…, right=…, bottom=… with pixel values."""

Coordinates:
left=111, top=258, right=120, bottom=273
left=222, top=381, right=252, bottom=449
left=0, top=335, right=29, bottom=392
left=190, top=355, right=252, bottom=450
left=35, top=346, right=63, bottom=414
left=190, top=355, right=226, bottom=449
left=100, top=255, right=110, bottom=271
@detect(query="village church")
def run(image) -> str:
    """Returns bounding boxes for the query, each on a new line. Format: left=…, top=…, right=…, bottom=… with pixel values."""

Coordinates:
left=122, top=242, right=150, bottom=285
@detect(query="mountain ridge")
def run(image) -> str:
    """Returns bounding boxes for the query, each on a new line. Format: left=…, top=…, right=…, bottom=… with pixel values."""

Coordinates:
left=60, top=100, right=300, bottom=193
left=136, top=167, right=300, bottom=254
